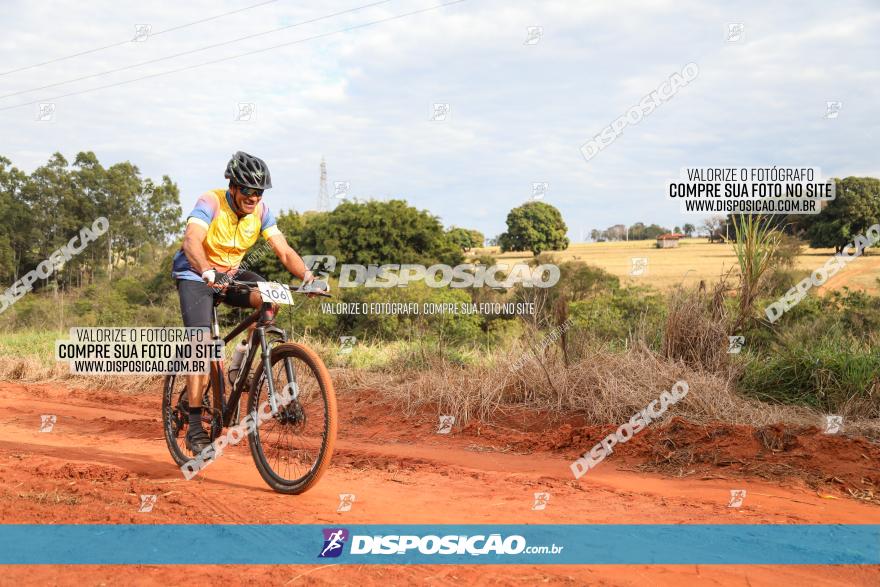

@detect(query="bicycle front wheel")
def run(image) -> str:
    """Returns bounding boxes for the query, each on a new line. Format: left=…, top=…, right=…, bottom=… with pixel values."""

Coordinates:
left=246, top=342, right=337, bottom=494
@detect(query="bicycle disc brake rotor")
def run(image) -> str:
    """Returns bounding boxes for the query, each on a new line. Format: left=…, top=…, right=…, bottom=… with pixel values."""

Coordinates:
left=275, top=400, right=306, bottom=427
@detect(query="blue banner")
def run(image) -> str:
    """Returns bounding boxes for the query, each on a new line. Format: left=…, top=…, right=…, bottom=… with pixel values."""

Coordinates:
left=1, top=524, right=877, bottom=565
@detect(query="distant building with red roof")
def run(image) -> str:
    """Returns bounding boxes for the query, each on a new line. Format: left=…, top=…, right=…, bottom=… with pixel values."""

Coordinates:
left=656, top=233, right=685, bottom=248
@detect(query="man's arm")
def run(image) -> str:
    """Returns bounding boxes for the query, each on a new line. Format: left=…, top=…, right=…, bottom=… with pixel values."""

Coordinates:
left=182, top=223, right=212, bottom=276
left=267, top=233, right=314, bottom=284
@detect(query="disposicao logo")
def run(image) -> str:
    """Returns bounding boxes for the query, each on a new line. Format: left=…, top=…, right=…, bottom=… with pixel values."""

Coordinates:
left=318, top=528, right=349, bottom=558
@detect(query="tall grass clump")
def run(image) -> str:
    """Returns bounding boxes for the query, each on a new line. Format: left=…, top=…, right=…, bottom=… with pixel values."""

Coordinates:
left=731, top=214, right=782, bottom=331
left=661, top=280, right=732, bottom=374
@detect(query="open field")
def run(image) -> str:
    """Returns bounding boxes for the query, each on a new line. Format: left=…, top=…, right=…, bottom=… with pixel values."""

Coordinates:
left=473, top=238, right=880, bottom=293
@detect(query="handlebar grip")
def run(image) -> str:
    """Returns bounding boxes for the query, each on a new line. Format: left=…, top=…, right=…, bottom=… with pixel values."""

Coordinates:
left=299, top=279, right=330, bottom=293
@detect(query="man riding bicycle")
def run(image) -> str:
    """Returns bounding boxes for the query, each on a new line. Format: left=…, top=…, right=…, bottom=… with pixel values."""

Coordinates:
left=172, top=151, right=314, bottom=453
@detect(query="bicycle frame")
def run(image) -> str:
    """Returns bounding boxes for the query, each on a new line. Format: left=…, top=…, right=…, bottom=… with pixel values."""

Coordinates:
left=208, top=299, right=294, bottom=429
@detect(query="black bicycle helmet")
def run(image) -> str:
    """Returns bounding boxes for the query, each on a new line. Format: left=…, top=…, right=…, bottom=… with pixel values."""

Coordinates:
left=224, top=151, right=272, bottom=190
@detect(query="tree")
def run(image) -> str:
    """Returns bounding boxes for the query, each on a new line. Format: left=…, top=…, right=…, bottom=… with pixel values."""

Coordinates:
left=499, top=201, right=569, bottom=255
left=446, top=227, right=484, bottom=251
left=297, top=199, right=463, bottom=268
left=644, top=224, right=668, bottom=239
left=0, top=156, right=30, bottom=282
left=21, top=153, right=71, bottom=263
left=799, top=177, right=880, bottom=253
left=682, top=223, right=695, bottom=237
left=702, top=215, right=727, bottom=241
left=0, top=152, right=183, bottom=290
left=628, top=222, right=669, bottom=240
left=628, top=222, right=646, bottom=239
left=605, top=224, right=626, bottom=241
left=143, top=176, right=184, bottom=247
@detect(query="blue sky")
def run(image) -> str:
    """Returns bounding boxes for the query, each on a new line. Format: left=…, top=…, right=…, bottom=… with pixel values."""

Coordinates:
left=1, top=0, right=877, bottom=242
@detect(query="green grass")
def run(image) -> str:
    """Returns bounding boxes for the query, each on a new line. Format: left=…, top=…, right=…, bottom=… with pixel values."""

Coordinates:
left=314, top=337, right=493, bottom=371
left=0, top=329, right=63, bottom=367
left=738, top=339, right=880, bottom=415
left=0, top=327, right=487, bottom=374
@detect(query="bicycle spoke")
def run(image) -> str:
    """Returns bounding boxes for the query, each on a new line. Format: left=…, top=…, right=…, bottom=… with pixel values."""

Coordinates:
left=253, top=350, right=328, bottom=484
left=162, top=374, right=215, bottom=466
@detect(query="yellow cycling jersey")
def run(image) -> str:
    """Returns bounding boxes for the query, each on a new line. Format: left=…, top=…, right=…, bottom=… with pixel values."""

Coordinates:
left=172, top=189, right=280, bottom=280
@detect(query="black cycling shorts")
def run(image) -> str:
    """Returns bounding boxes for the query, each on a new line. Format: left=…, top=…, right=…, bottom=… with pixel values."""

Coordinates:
left=176, top=270, right=266, bottom=328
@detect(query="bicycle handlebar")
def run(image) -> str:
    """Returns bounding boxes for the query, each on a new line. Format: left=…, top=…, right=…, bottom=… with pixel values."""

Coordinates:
left=218, top=277, right=333, bottom=297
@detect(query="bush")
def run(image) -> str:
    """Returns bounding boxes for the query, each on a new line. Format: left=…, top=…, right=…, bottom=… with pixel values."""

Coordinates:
left=826, top=289, right=880, bottom=342
left=314, top=280, right=483, bottom=343
left=738, top=337, right=880, bottom=417
left=568, top=286, right=665, bottom=349
left=762, top=267, right=809, bottom=298
left=514, top=257, right=620, bottom=329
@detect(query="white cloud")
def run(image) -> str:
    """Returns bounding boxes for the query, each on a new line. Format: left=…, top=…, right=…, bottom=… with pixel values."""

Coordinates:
left=0, top=0, right=877, bottom=242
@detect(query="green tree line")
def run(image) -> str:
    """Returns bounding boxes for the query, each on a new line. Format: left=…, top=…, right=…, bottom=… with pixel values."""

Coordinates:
left=0, top=152, right=182, bottom=291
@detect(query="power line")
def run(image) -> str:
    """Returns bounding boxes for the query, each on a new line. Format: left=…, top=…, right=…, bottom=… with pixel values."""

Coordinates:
left=0, top=0, right=467, bottom=112
left=0, top=0, right=280, bottom=77
left=0, top=0, right=394, bottom=100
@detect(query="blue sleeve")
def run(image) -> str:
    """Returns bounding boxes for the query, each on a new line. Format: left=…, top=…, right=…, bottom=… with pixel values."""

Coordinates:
left=186, top=191, right=219, bottom=228
left=260, top=204, right=280, bottom=238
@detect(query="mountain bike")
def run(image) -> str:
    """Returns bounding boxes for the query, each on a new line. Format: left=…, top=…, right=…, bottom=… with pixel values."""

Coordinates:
left=161, top=278, right=337, bottom=494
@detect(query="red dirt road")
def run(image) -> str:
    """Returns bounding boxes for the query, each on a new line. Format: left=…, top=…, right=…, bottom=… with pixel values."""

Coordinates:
left=0, top=381, right=877, bottom=586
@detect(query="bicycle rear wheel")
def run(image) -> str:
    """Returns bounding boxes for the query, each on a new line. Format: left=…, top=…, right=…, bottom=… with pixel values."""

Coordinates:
left=161, top=374, right=220, bottom=467
left=246, top=342, right=337, bottom=494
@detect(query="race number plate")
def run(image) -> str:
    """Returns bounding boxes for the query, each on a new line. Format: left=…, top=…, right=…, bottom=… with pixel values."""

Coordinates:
left=257, top=282, right=294, bottom=305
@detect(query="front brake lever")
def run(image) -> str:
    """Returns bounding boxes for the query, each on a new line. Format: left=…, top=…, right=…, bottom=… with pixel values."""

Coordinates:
left=295, top=280, right=332, bottom=297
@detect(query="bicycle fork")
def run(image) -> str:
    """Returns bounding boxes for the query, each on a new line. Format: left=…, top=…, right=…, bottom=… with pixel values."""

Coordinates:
left=257, top=323, right=279, bottom=413
left=257, top=302, right=299, bottom=415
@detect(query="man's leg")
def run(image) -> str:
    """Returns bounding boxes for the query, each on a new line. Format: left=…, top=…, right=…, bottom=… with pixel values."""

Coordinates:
left=226, top=270, right=277, bottom=324
left=176, top=279, right=215, bottom=453
left=224, top=272, right=277, bottom=382
left=186, top=373, right=209, bottom=410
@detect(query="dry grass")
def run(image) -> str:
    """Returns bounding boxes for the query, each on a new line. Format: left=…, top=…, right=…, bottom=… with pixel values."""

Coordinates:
left=0, top=356, right=159, bottom=394
left=377, top=340, right=818, bottom=430
left=661, top=280, right=734, bottom=373
left=2, top=332, right=877, bottom=439
left=356, top=282, right=880, bottom=438
left=470, top=238, right=880, bottom=294
left=17, top=489, right=81, bottom=505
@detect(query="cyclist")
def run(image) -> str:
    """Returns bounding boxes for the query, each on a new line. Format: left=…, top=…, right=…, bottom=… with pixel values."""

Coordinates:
left=172, top=151, right=314, bottom=454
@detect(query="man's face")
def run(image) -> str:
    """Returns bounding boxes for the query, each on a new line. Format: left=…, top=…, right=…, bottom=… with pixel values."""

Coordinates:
left=232, top=185, right=262, bottom=215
